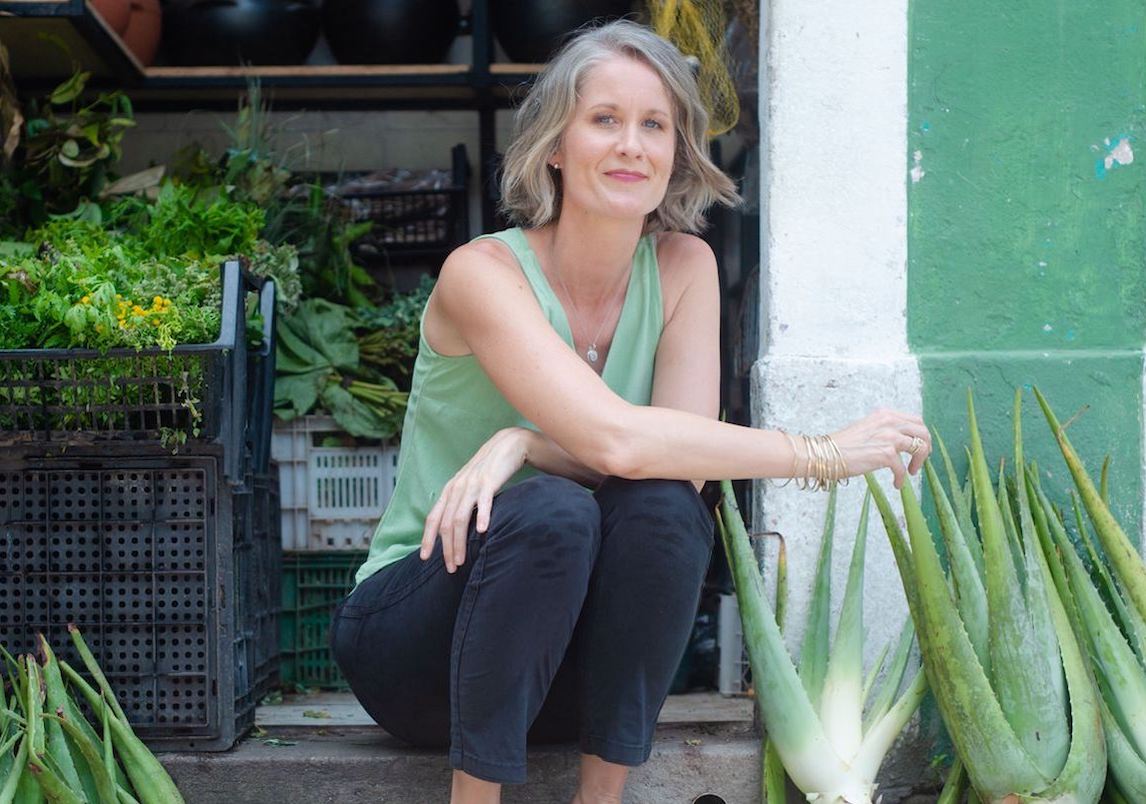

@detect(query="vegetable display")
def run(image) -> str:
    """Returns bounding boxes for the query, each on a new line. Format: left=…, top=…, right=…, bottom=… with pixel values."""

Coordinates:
left=0, top=626, right=185, bottom=803
left=718, top=482, right=926, bottom=803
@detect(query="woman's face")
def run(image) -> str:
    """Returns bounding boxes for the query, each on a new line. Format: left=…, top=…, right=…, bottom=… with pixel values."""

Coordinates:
left=552, top=54, right=677, bottom=223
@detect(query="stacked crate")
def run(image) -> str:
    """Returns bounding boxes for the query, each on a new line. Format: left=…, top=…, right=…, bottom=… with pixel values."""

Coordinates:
left=272, top=416, right=397, bottom=689
left=0, top=262, right=281, bottom=751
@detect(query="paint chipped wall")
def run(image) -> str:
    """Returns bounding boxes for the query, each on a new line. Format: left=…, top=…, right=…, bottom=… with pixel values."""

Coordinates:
left=907, top=0, right=1146, bottom=537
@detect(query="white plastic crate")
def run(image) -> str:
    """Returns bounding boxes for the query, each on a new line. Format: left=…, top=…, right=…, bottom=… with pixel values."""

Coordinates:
left=271, top=416, right=399, bottom=550
left=718, top=593, right=751, bottom=696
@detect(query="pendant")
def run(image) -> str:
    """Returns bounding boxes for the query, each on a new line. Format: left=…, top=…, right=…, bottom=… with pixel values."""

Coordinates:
left=586, top=345, right=599, bottom=363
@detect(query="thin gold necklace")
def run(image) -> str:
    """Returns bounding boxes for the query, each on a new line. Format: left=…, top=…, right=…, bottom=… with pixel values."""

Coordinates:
left=552, top=264, right=631, bottom=364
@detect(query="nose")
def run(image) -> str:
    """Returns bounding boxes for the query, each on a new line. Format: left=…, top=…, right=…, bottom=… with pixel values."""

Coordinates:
left=615, top=121, right=644, bottom=159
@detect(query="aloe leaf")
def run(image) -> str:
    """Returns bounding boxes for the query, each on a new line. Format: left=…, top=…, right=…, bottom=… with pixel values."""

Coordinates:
left=1071, top=493, right=1146, bottom=665
left=36, top=637, right=84, bottom=798
left=799, top=487, right=836, bottom=709
left=861, top=641, right=891, bottom=711
left=896, top=475, right=1049, bottom=795
left=937, top=759, right=970, bottom=804
left=1011, top=391, right=1070, bottom=774
left=717, top=485, right=854, bottom=798
left=48, top=712, right=118, bottom=804
left=67, top=626, right=127, bottom=725
left=968, top=392, right=1067, bottom=782
left=925, top=462, right=989, bottom=673
left=996, top=461, right=1025, bottom=577
left=59, top=662, right=185, bottom=804
left=764, top=530, right=790, bottom=802
left=1022, top=486, right=1106, bottom=803
left=1053, top=514, right=1146, bottom=757
left=1034, top=387, right=1146, bottom=627
left=820, top=492, right=870, bottom=762
left=937, top=433, right=985, bottom=582
left=0, top=734, right=29, bottom=804
left=762, top=740, right=786, bottom=803
left=864, top=617, right=915, bottom=732
left=25, top=755, right=85, bottom=804
left=1099, top=691, right=1146, bottom=801
left=853, top=666, right=927, bottom=781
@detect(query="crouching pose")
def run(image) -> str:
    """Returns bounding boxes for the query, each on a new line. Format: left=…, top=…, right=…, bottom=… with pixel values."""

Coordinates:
left=332, top=19, right=930, bottom=804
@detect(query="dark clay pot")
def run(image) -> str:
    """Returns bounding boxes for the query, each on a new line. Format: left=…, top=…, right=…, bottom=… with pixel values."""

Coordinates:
left=322, top=0, right=459, bottom=65
left=492, top=0, right=634, bottom=63
left=162, top=0, right=321, bottom=65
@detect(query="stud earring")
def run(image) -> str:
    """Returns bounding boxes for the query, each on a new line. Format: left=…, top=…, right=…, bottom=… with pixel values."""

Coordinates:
left=550, top=162, right=560, bottom=170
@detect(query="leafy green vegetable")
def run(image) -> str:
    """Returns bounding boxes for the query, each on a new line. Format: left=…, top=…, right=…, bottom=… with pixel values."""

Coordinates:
left=274, top=298, right=406, bottom=439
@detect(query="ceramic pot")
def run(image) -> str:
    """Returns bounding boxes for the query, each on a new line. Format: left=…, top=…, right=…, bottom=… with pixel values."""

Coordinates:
left=91, top=0, right=132, bottom=35
left=321, top=0, right=459, bottom=65
left=492, top=0, right=633, bottom=63
left=162, top=0, right=320, bottom=65
left=120, top=0, right=163, bottom=66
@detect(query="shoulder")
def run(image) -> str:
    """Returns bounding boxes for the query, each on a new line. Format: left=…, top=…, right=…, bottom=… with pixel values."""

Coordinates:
left=654, top=231, right=716, bottom=271
left=653, top=232, right=718, bottom=319
left=436, top=236, right=527, bottom=298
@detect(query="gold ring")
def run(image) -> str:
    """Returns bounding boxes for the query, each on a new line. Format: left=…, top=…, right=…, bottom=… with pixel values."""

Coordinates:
left=908, top=436, right=923, bottom=455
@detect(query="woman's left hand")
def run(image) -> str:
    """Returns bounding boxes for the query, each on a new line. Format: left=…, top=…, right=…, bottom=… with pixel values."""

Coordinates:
left=420, top=427, right=530, bottom=573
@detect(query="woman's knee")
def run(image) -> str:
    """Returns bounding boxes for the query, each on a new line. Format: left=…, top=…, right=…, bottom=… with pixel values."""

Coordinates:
left=488, top=474, right=602, bottom=567
left=596, top=478, right=714, bottom=544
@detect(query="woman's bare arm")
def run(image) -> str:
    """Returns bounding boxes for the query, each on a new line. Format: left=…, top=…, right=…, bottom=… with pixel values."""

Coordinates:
left=431, top=242, right=930, bottom=488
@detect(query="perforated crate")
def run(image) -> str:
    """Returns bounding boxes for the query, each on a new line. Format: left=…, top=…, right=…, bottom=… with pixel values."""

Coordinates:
left=0, top=263, right=274, bottom=485
left=279, top=551, right=365, bottom=689
left=0, top=447, right=280, bottom=751
left=271, top=415, right=398, bottom=550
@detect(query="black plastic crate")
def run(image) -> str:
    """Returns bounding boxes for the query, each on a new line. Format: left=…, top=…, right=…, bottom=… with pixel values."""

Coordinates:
left=244, top=277, right=277, bottom=477
left=323, top=143, right=470, bottom=263
left=0, top=447, right=279, bottom=751
left=0, top=261, right=269, bottom=484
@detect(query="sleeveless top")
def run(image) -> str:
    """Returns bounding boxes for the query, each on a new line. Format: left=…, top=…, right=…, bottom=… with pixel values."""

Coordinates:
left=353, top=226, right=665, bottom=586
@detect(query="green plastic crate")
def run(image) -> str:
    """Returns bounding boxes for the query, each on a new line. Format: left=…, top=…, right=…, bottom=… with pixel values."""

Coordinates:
left=280, top=551, right=366, bottom=689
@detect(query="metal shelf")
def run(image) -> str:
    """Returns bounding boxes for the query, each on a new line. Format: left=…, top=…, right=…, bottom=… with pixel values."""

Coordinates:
left=0, top=0, right=534, bottom=227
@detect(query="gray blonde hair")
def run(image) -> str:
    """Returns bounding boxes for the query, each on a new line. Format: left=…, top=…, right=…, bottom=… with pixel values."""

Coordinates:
left=498, top=19, right=741, bottom=234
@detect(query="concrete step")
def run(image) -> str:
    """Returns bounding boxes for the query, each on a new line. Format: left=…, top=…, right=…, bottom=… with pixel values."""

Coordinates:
left=159, top=693, right=762, bottom=804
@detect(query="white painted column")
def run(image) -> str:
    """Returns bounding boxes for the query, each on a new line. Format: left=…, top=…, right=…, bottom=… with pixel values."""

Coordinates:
left=754, top=0, right=917, bottom=662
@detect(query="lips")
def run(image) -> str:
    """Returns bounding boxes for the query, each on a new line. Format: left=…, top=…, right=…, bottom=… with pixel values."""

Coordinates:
left=605, top=170, right=648, bottom=182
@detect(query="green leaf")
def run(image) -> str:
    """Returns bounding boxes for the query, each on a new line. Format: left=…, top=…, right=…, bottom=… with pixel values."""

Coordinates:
left=320, top=383, right=395, bottom=440
left=49, top=71, right=89, bottom=105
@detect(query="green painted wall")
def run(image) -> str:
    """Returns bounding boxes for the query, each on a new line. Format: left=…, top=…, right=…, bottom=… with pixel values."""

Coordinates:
left=908, top=0, right=1146, bottom=538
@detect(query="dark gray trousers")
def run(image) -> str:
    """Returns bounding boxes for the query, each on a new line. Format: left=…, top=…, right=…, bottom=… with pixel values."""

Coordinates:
left=331, top=474, right=714, bottom=784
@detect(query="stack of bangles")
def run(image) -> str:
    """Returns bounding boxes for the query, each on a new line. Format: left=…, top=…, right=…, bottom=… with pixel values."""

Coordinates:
left=780, top=432, right=849, bottom=491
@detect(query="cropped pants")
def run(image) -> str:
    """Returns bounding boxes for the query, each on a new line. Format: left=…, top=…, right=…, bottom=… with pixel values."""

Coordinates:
left=330, top=474, right=714, bottom=784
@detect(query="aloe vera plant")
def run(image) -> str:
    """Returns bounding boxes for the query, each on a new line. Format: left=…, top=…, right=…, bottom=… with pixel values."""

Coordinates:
left=719, top=482, right=925, bottom=803
left=0, top=626, right=186, bottom=804
left=1032, top=388, right=1146, bottom=800
left=866, top=389, right=1106, bottom=803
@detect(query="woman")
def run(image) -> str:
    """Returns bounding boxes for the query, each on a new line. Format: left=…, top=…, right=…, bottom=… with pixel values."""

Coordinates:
left=332, top=19, right=931, bottom=804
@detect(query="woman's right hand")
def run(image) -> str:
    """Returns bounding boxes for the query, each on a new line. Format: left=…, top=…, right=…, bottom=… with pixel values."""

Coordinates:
left=420, top=427, right=531, bottom=573
left=827, top=408, right=933, bottom=489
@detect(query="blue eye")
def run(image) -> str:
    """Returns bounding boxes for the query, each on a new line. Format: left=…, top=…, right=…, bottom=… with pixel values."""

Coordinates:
left=643, top=119, right=663, bottom=129
left=595, top=114, right=616, bottom=125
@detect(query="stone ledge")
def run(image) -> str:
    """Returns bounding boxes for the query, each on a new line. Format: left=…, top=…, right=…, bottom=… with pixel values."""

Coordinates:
left=159, top=722, right=760, bottom=804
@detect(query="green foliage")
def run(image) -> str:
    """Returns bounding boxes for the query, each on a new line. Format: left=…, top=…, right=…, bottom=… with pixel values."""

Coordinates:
left=354, top=274, right=433, bottom=389
left=18, top=69, right=135, bottom=222
left=0, top=186, right=276, bottom=349
left=274, top=298, right=407, bottom=439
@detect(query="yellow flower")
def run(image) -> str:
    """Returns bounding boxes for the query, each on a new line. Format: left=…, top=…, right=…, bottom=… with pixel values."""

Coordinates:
left=132, top=305, right=145, bottom=316
left=81, top=295, right=90, bottom=305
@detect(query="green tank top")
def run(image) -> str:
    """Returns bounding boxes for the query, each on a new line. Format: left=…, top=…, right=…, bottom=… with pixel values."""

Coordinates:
left=354, top=227, right=665, bottom=586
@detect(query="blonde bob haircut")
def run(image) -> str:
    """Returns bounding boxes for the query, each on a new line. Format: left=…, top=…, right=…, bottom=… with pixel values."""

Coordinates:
left=499, top=19, right=741, bottom=234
